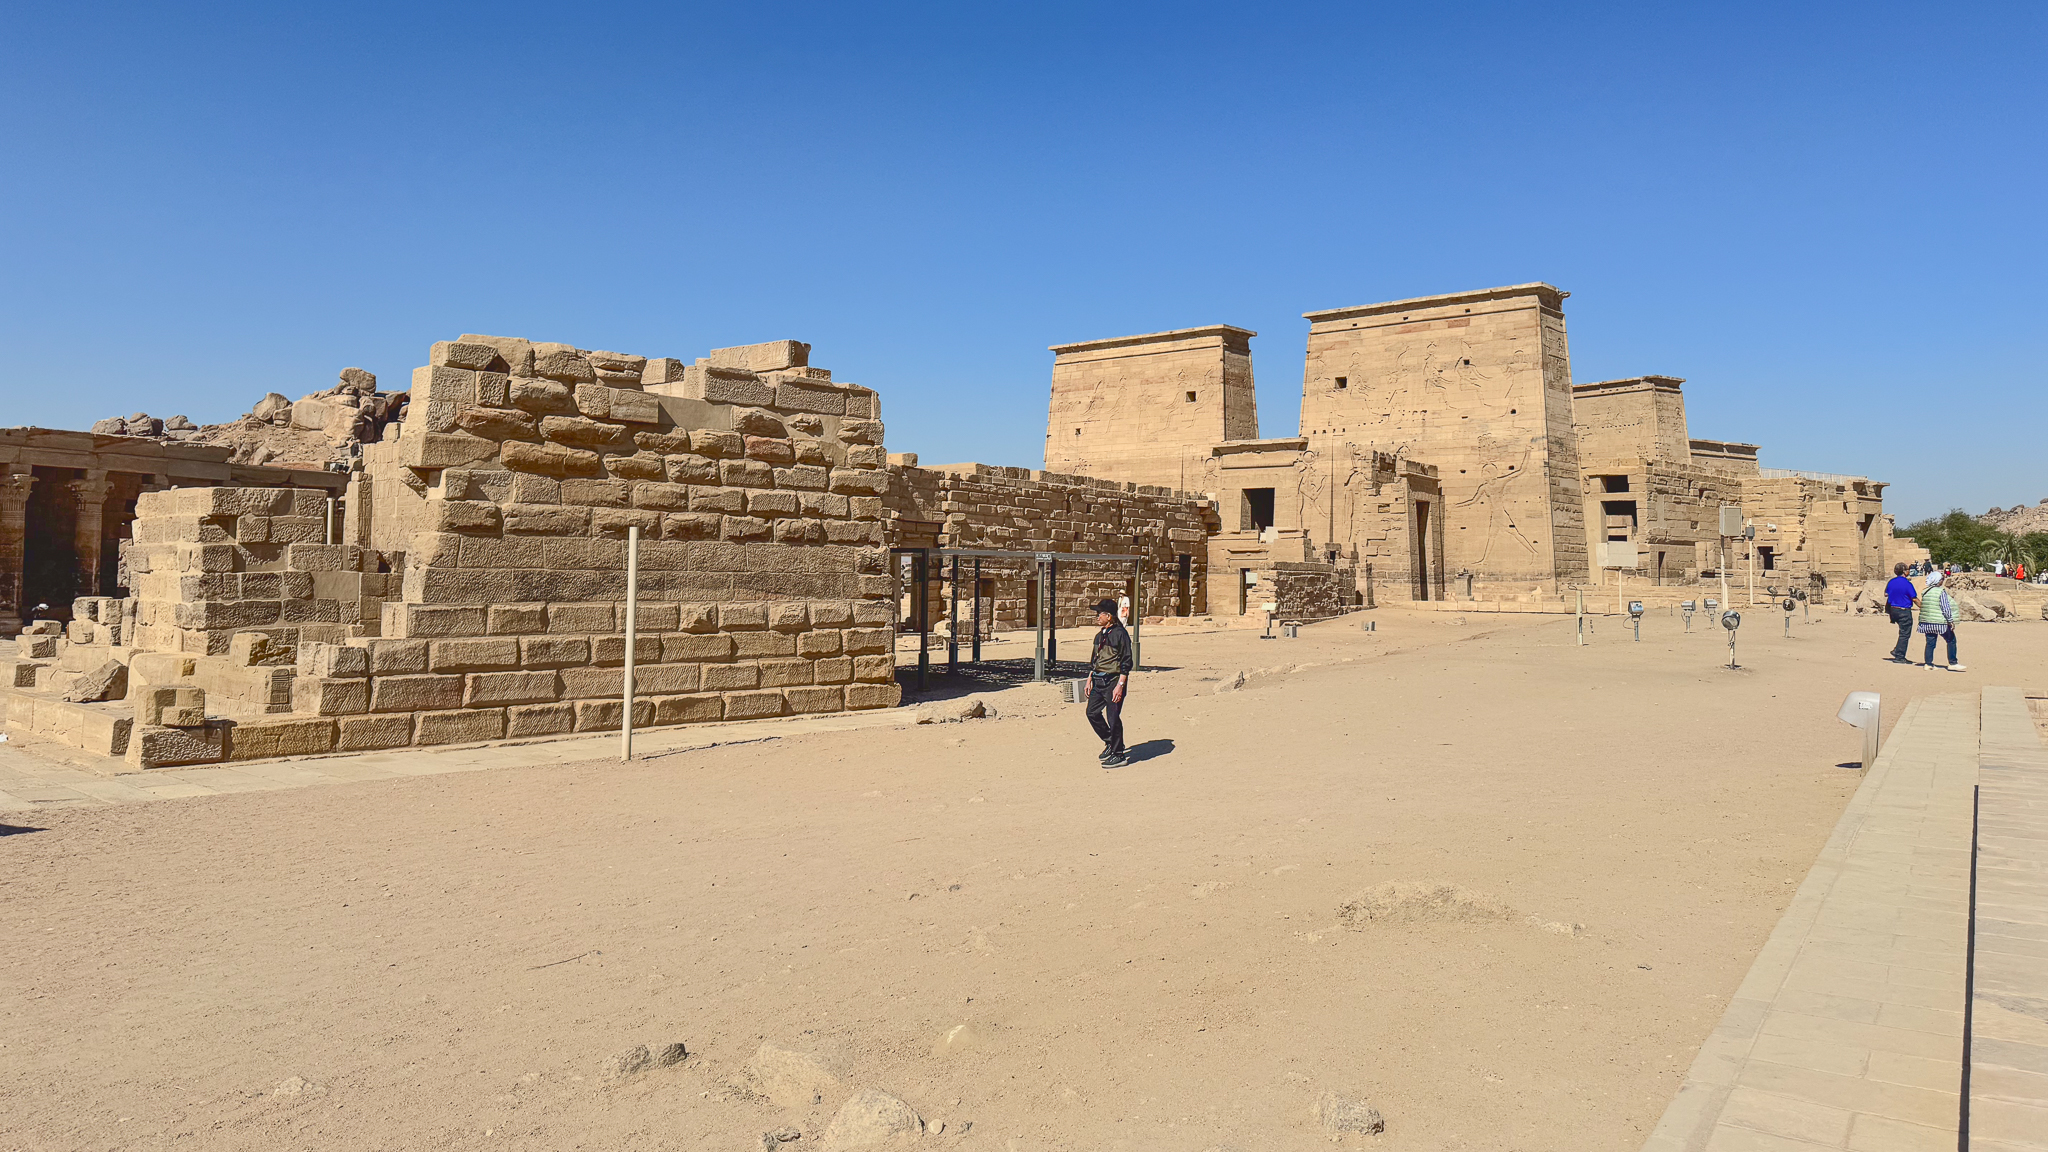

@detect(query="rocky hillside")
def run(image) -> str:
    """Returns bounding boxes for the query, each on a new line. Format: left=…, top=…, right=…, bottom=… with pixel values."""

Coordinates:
left=1981, top=499, right=2048, bottom=536
left=93, top=368, right=406, bottom=470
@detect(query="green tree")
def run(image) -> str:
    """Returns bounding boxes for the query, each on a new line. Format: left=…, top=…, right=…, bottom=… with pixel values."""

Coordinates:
left=1897, top=510, right=1999, bottom=568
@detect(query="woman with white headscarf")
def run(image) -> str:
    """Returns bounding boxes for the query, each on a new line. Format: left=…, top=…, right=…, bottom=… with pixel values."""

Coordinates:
left=1915, top=570, right=1965, bottom=672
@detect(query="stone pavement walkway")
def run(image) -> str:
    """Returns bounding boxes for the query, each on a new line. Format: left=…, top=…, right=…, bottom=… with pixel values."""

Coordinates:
left=1641, top=685, right=2048, bottom=1152
left=0, top=708, right=914, bottom=813
left=1969, top=687, right=2048, bottom=1150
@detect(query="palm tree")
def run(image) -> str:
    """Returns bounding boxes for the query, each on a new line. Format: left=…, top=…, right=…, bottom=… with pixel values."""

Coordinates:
left=1989, top=531, right=2031, bottom=574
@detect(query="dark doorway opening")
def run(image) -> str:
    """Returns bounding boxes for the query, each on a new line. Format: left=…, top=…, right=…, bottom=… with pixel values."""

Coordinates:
left=1175, top=554, right=1191, bottom=616
left=1243, top=488, right=1275, bottom=533
left=1413, top=500, right=1432, bottom=601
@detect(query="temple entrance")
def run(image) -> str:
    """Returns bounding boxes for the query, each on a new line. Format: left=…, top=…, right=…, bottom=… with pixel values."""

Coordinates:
left=22, top=466, right=80, bottom=618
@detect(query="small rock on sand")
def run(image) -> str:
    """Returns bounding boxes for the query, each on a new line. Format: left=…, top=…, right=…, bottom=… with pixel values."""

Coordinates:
left=931, top=1022, right=985, bottom=1057
left=745, top=1040, right=852, bottom=1107
left=653, top=1041, right=688, bottom=1067
left=604, top=1044, right=652, bottom=1082
left=821, top=1089, right=924, bottom=1150
left=1314, top=1090, right=1384, bottom=1134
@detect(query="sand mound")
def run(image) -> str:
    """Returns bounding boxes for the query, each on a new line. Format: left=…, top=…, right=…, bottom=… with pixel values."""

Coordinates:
left=1337, top=881, right=1517, bottom=927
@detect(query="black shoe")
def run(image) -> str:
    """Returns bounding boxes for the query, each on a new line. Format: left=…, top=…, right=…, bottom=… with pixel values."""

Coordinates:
left=1098, top=747, right=1115, bottom=761
left=1102, top=754, right=1129, bottom=769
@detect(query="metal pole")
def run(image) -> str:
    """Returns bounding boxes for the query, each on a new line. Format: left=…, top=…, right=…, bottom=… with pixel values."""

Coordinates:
left=916, top=549, right=929, bottom=693
left=1046, top=556, right=1058, bottom=671
left=972, top=558, right=982, bottom=663
left=325, top=497, right=336, bottom=544
left=1720, top=543, right=1729, bottom=611
left=948, top=554, right=959, bottom=674
left=621, top=524, right=639, bottom=761
left=1133, top=556, right=1143, bottom=672
left=1033, top=558, right=1046, bottom=682
left=1576, top=589, right=1585, bottom=645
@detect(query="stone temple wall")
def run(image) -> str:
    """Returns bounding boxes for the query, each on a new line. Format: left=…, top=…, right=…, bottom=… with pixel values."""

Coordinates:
left=885, top=463, right=1217, bottom=629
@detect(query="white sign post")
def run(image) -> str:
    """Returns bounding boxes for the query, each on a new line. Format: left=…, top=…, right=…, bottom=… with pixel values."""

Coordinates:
left=621, top=525, right=640, bottom=761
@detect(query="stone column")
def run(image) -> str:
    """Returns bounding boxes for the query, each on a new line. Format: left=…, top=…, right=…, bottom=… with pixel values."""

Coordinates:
left=0, top=469, right=34, bottom=633
left=68, top=471, right=114, bottom=603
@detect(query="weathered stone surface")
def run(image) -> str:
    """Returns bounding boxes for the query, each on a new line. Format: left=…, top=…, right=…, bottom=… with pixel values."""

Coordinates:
left=506, top=702, right=575, bottom=737
left=292, top=677, right=369, bottom=715
left=540, top=414, right=630, bottom=451
left=819, top=1089, right=924, bottom=1151
left=501, top=441, right=604, bottom=478
left=743, top=1041, right=850, bottom=1108
left=431, top=340, right=502, bottom=370
left=60, top=659, right=128, bottom=703
left=336, top=713, right=414, bottom=751
left=510, top=377, right=578, bottom=414
left=369, top=674, right=465, bottom=713
left=1313, top=1092, right=1384, bottom=1135
left=225, top=717, right=337, bottom=760
left=136, top=685, right=206, bottom=727
left=531, top=343, right=595, bottom=383
left=415, top=707, right=505, bottom=745
left=127, top=722, right=226, bottom=768
left=455, top=406, right=540, bottom=440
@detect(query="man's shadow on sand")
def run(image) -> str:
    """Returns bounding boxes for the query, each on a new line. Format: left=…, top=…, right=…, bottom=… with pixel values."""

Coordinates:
left=1106, top=739, right=1174, bottom=768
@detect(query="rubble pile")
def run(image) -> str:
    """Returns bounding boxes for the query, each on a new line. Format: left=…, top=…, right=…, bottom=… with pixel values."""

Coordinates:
left=92, top=367, right=407, bottom=471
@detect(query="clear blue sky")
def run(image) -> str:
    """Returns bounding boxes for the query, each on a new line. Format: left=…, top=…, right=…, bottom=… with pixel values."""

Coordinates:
left=2, top=2, right=2040, bottom=523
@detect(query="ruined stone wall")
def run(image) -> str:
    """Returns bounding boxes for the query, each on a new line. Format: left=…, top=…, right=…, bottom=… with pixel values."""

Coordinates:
left=274, top=336, right=903, bottom=751
left=1299, top=284, right=1588, bottom=590
left=1737, top=476, right=1886, bottom=594
left=885, top=464, right=1215, bottom=628
left=1045, top=327, right=1258, bottom=493
left=1572, top=377, right=1690, bottom=465
left=126, top=487, right=394, bottom=657
left=1271, top=563, right=1357, bottom=620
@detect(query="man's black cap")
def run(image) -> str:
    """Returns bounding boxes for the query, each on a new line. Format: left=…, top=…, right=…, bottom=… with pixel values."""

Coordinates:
left=1089, top=598, right=1119, bottom=615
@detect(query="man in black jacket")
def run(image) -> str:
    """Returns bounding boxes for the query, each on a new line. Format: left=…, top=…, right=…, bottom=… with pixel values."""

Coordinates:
left=1085, top=598, right=1133, bottom=767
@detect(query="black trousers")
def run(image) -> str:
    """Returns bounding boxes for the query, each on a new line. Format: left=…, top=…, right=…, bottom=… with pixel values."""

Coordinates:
left=1086, top=674, right=1126, bottom=755
left=1890, top=610, right=1913, bottom=659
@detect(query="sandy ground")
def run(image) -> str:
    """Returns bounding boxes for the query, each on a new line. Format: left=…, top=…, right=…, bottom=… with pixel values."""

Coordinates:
left=3, top=607, right=2040, bottom=1152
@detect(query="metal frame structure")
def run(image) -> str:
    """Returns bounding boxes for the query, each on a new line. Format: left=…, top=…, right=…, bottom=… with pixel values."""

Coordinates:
left=888, top=547, right=1146, bottom=691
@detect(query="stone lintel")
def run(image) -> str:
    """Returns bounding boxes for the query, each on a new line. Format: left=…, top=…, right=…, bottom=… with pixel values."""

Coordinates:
left=1302, top=282, right=1568, bottom=326
left=1047, top=324, right=1256, bottom=358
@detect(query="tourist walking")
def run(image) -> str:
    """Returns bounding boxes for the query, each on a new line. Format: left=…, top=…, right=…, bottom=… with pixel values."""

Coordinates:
left=1085, top=597, right=1133, bottom=768
left=1916, top=571, right=1966, bottom=672
left=1883, top=562, right=1918, bottom=663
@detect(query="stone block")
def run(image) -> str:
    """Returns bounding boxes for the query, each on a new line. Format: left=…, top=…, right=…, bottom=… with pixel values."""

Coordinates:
left=591, top=508, right=661, bottom=536
left=510, top=474, right=561, bottom=503
left=631, top=482, right=690, bottom=511
left=475, top=371, right=510, bottom=408
left=702, top=663, right=759, bottom=691
left=18, top=634, right=58, bottom=659
left=503, top=503, right=590, bottom=535
left=721, top=515, right=771, bottom=542
left=127, top=722, right=227, bottom=768
left=226, top=717, right=337, bottom=761
left=573, top=698, right=654, bottom=732
left=396, top=605, right=488, bottom=638
left=686, top=366, right=776, bottom=407
left=431, top=499, right=502, bottom=534
left=663, top=633, right=734, bottom=661
left=811, top=600, right=855, bottom=627
left=430, top=340, right=501, bottom=370
left=465, top=670, right=560, bottom=706
left=519, top=635, right=590, bottom=668
left=487, top=603, right=549, bottom=634
left=851, top=600, right=893, bottom=626
left=456, top=406, right=540, bottom=440
left=416, top=707, right=506, bottom=745
left=772, top=379, right=849, bottom=416
left=708, top=340, right=809, bottom=372
left=267, top=516, right=328, bottom=544
left=634, top=603, right=680, bottom=631
left=428, top=638, right=520, bottom=672
left=689, top=487, right=745, bottom=515
left=813, top=656, right=853, bottom=684
left=540, top=415, right=629, bottom=452
left=410, top=365, right=477, bottom=406
left=369, top=674, right=465, bottom=713
left=784, top=686, right=845, bottom=714
left=608, top=388, right=661, bottom=424
left=748, top=491, right=800, bottom=517
left=776, top=465, right=830, bottom=491
left=367, top=639, right=428, bottom=675
left=502, top=440, right=602, bottom=478
left=744, top=437, right=796, bottom=466
left=631, top=663, right=700, bottom=695
left=734, top=631, right=796, bottom=659
left=758, top=659, right=814, bottom=688
left=641, top=357, right=686, bottom=385
left=572, top=383, right=612, bottom=418
left=843, top=628, right=892, bottom=655
left=135, top=685, right=207, bottom=727
left=547, top=603, right=614, bottom=632
left=609, top=452, right=665, bottom=481
left=559, top=665, right=624, bottom=699
left=78, top=710, right=133, bottom=757
left=336, top=713, right=414, bottom=751
left=128, top=652, right=197, bottom=685
left=796, top=631, right=842, bottom=658
left=720, top=459, right=775, bottom=488
left=506, top=702, right=575, bottom=738
left=773, top=520, right=825, bottom=545
left=843, top=388, right=878, bottom=419
left=852, top=654, right=896, bottom=683
left=634, top=429, right=691, bottom=454
left=660, top=512, right=721, bottom=541
left=651, top=694, right=722, bottom=725
left=293, top=677, right=369, bottom=716
left=692, top=430, right=744, bottom=458
left=561, top=478, right=630, bottom=507
left=585, top=350, right=646, bottom=383
left=285, top=543, right=362, bottom=572
left=532, top=344, right=595, bottom=383
left=849, top=497, right=885, bottom=520
left=823, top=520, right=879, bottom=545
left=661, top=454, right=719, bottom=485
left=591, top=635, right=661, bottom=666
left=676, top=603, right=717, bottom=632
left=721, top=691, right=786, bottom=720
left=401, top=431, right=499, bottom=470
left=510, top=377, right=578, bottom=414
left=829, top=469, right=889, bottom=496
left=845, top=683, right=901, bottom=710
